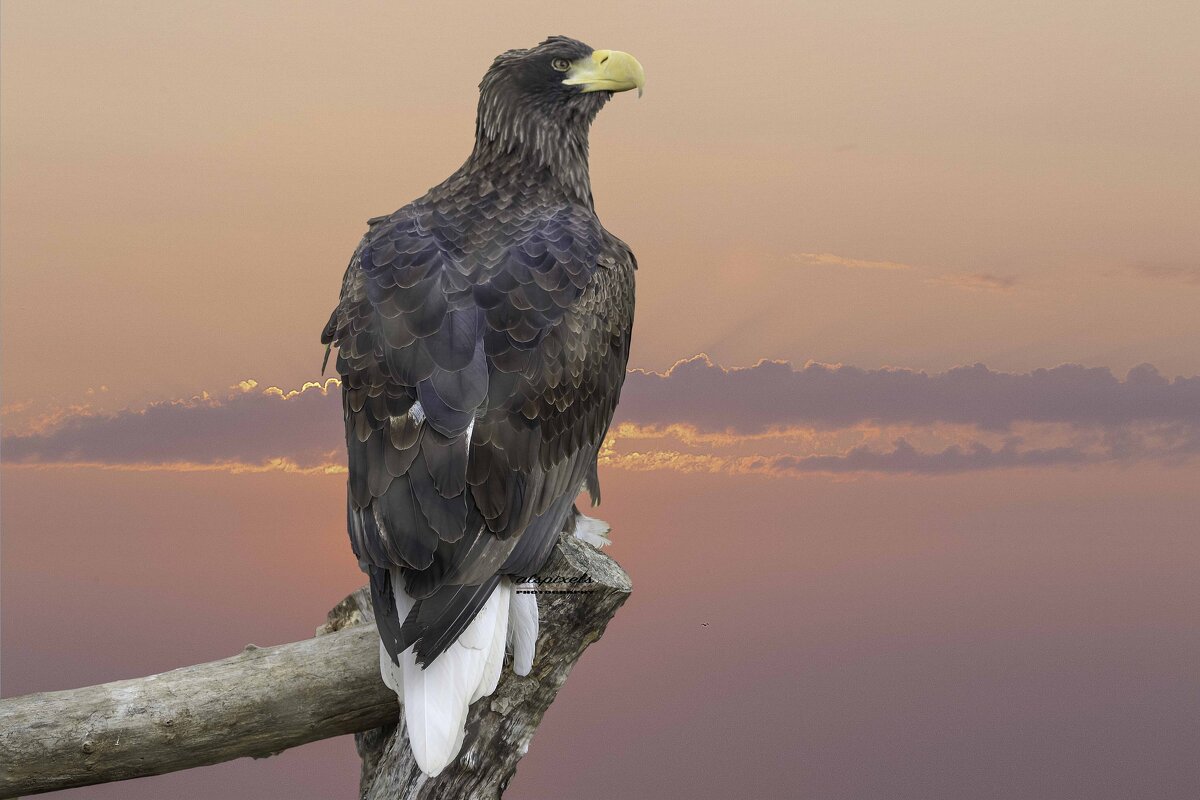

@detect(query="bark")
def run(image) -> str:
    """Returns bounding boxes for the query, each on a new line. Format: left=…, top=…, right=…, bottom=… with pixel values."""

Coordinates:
left=0, top=533, right=630, bottom=799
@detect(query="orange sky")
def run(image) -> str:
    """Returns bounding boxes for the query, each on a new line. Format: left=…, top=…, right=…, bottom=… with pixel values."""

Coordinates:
left=3, top=2, right=1200, bottom=798
left=3, top=0, right=1199, bottom=414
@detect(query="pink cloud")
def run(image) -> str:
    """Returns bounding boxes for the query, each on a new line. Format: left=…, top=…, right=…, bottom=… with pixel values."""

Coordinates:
left=3, top=358, right=1198, bottom=476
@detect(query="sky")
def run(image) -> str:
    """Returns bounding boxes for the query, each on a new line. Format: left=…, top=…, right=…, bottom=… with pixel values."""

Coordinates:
left=2, top=1, right=1199, bottom=798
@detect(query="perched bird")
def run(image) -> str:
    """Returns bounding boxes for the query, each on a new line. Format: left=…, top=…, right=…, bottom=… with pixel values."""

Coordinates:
left=321, top=37, right=643, bottom=775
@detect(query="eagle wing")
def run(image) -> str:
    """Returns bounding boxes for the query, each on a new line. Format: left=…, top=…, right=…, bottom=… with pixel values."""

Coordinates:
left=322, top=201, right=634, bottom=666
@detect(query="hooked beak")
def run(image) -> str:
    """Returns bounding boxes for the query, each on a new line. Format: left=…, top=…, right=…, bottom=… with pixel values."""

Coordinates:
left=563, top=49, right=646, bottom=98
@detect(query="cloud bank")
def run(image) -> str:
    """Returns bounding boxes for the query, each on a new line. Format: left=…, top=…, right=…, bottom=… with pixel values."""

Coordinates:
left=2, top=380, right=344, bottom=471
left=4, top=358, right=1198, bottom=477
left=618, top=356, right=1200, bottom=432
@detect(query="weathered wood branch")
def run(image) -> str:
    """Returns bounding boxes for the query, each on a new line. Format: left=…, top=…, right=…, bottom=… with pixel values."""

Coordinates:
left=0, top=533, right=631, bottom=798
left=0, top=614, right=395, bottom=796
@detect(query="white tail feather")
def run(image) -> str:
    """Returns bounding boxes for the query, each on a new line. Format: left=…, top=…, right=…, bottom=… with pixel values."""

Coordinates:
left=472, top=581, right=511, bottom=702
left=507, top=583, right=539, bottom=676
left=380, top=638, right=404, bottom=694
left=377, top=569, right=418, bottom=694
left=374, top=576, right=535, bottom=775
left=374, top=575, right=515, bottom=777
left=404, top=588, right=497, bottom=775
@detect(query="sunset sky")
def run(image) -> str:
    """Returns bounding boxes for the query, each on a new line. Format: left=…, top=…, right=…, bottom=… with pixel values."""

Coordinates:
left=3, top=1, right=1199, bottom=798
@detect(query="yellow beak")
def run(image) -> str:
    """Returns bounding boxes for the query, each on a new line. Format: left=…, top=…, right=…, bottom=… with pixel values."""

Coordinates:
left=563, top=50, right=646, bottom=97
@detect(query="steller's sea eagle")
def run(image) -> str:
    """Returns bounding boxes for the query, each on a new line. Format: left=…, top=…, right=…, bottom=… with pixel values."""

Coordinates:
left=320, top=36, right=643, bottom=775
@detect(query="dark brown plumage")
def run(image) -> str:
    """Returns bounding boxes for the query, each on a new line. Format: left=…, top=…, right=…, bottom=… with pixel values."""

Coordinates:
left=321, top=36, right=638, bottom=670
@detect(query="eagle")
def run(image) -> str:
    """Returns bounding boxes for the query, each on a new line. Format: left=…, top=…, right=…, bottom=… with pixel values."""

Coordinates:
left=320, top=37, right=643, bottom=775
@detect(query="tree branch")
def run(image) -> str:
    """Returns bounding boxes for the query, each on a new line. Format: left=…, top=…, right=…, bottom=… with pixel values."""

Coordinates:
left=0, top=533, right=630, bottom=799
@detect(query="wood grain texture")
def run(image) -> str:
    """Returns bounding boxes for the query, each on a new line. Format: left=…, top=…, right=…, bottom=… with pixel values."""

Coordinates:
left=0, top=532, right=630, bottom=799
left=0, top=624, right=395, bottom=797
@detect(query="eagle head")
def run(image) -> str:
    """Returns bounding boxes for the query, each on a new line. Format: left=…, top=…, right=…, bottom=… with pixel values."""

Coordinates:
left=473, top=36, right=644, bottom=166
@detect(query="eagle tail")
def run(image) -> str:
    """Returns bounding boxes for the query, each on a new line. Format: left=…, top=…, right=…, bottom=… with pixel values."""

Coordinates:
left=374, top=576, right=539, bottom=776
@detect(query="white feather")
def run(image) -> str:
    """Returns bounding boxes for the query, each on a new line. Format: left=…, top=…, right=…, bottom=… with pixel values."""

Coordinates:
left=377, top=568, right=418, bottom=695
left=472, top=580, right=511, bottom=702
left=507, top=583, right=539, bottom=676
left=401, top=583, right=505, bottom=776
left=573, top=513, right=612, bottom=548
left=379, top=639, right=405, bottom=694
left=375, top=569, right=517, bottom=775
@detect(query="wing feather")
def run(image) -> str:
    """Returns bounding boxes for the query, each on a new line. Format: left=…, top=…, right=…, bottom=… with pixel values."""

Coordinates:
left=324, top=201, right=634, bottom=668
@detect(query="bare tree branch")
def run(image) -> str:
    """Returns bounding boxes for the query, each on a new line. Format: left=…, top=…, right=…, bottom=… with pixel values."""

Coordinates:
left=0, top=533, right=630, bottom=799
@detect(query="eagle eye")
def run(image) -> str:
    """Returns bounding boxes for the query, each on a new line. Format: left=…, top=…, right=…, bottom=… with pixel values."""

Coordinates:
left=551, top=58, right=571, bottom=72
